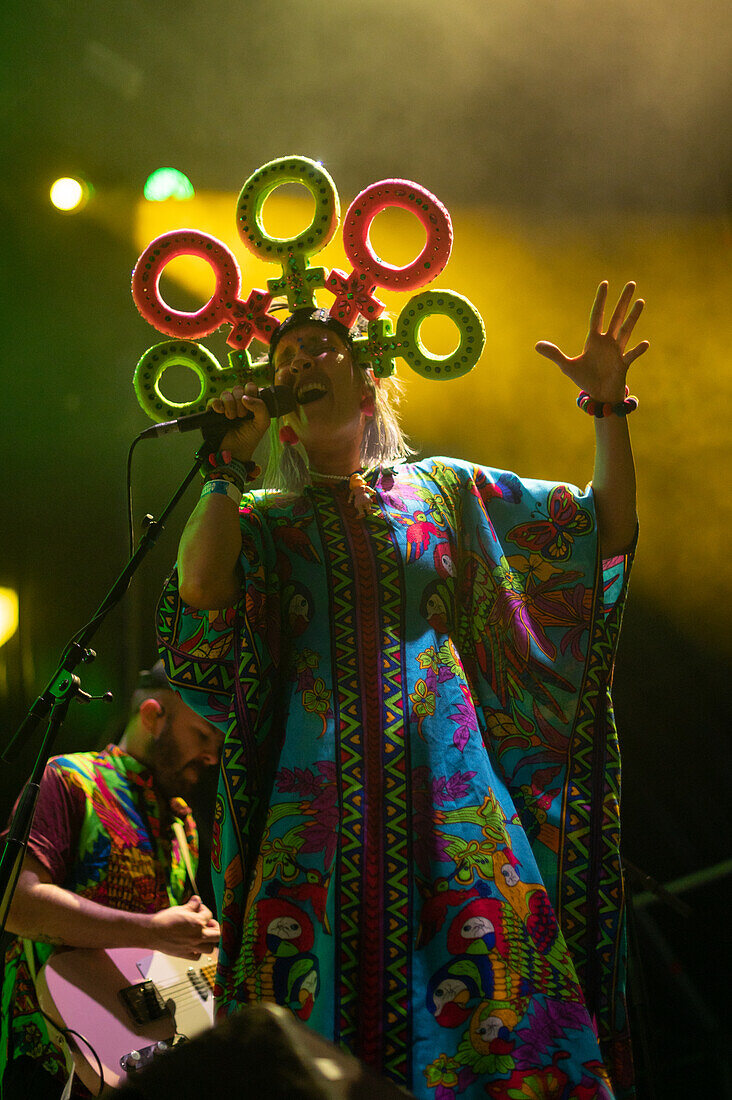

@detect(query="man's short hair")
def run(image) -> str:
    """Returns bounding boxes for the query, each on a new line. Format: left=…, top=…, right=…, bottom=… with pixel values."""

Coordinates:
left=130, top=660, right=173, bottom=715
left=136, top=660, right=170, bottom=693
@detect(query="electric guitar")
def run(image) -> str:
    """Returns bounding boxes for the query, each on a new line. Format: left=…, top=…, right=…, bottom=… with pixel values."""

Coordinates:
left=36, top=946, right=218, bottom=1092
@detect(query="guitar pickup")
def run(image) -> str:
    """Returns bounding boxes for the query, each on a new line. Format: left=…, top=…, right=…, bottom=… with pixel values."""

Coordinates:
left=119, top=980, right=172, bottom=1025
left=187, top=967, right=210, bottom=1000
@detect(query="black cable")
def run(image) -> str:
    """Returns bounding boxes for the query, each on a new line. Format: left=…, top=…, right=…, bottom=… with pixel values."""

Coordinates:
left=39, top=1010, right=105, bottom=1097
left=127, top=435, right=142, bottom=557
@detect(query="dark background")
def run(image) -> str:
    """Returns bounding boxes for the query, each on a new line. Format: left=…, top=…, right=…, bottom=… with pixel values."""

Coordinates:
left=1, top=3, right=730, bottom=1096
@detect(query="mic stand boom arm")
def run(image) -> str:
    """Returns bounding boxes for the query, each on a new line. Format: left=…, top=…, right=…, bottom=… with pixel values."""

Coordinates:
left=0, top=439, right=210, bottom=933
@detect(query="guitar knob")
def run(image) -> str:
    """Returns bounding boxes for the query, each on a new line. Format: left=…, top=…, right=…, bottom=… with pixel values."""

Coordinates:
left=122, top=1050, right=143, bottom=1072
left=154, top=1041, right=170, bottom=1056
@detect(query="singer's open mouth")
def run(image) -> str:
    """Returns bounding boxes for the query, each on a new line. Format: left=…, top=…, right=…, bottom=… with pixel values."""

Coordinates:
left=296, top=382, right=328, bottom=405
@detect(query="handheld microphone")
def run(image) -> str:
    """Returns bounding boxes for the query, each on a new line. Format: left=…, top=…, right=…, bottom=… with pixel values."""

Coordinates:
left=137, top=385, right=296, bottom=448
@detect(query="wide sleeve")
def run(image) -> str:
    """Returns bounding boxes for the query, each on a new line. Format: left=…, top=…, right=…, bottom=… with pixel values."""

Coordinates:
left=157, top=494, right=287, bottom=997
left=600, top=527, right=637, bottom=628
left=455, top=460, right=636, bottom=1067
left=156, top=575, right=240, bottom=731
left=156, top=496, right=271, bottom=732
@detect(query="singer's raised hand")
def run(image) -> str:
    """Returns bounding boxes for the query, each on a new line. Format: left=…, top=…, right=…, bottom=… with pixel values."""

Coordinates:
left=535, top=281, right=648, bottom=402
left=208, top=382, right=271, bottom=461
left=535, top=280, right=647, bottom=557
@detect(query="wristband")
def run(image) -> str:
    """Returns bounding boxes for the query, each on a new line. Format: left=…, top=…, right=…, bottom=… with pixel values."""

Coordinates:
left=201, top=479, right=243, bottom=505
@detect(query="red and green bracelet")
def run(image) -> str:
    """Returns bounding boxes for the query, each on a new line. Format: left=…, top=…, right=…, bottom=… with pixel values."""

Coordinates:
left=200, top=450, right=261, bottom=492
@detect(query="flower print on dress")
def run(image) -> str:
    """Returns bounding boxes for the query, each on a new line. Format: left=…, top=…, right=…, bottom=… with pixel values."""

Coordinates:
left=275, top=760, right=339, bottom=869
left=288, top=647, right=334, bottom=739
left=488, top=556, right=557, bottom=663
left=507, top=552, right=592, bottom=662
left=460, top=549, right=577, bottom=721
left=511, top=767, right=562, bottom=853
left=449, top=682, right=480, bottom=752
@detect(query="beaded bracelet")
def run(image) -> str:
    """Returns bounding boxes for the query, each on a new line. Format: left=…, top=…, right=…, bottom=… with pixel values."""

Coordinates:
left=201, top=478, right=243, bottom=505
left=200, top=450, right=261, bottom=490
left=577, top=386, right=639, bottom=418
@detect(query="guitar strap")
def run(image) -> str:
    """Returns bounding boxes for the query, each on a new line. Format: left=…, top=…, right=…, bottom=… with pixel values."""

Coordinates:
left=172, top=819, right=199, bottom=897
left=22, top=940, right=76, bottom=1091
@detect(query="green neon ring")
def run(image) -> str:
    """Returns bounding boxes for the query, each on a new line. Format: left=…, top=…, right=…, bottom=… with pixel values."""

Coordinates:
left=395, top=291, right=486, bottom=380
left=134, top=340, right=250, bottom=422
left=236, top=156, right=340, bottom=261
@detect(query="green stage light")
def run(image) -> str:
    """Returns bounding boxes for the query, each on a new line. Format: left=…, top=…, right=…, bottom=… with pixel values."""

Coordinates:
left=144, top=168, right=195, bottom=201
left=50, top=177, right=90, bottom=212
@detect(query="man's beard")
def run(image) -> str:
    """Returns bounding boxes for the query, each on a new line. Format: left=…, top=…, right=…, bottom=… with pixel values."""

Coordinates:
left=149, top=717, right=204, bottom=799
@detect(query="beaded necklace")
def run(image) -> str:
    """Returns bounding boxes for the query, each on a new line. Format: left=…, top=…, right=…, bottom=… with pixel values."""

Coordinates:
left=310, top=468, right=356, bottom=482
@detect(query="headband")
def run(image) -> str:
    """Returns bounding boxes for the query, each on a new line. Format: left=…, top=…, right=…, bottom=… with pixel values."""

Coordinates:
left=266, top=308, right=353, bottom=367
left=131, top=155, right=486, bottom=424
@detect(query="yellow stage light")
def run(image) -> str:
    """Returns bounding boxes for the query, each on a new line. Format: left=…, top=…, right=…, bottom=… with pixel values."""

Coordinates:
left=50, top=177, right=90, bottom=213
left=0, top=588, right=19, bottom=648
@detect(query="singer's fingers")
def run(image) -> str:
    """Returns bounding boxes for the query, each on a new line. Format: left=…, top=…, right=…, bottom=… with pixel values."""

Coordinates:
left=535, top=341, right=570, bottom=369
left=588, top=281, right=608, bottom=335
left=607, top=282, right=636, bottom=339
left=206, top=388, right=235, bottom=416
left=209, top=384, right=266, bottom=420
left=218, top=387, right=250, bottom=419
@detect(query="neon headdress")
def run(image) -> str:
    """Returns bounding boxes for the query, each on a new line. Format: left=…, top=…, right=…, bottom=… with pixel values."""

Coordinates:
left=131, top=155, right=486, bottom=424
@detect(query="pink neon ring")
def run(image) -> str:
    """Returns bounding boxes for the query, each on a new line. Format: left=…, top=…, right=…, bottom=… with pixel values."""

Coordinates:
left=131, top=230, right=241, bottom=338
left=342, top=180, right=453, bottom=291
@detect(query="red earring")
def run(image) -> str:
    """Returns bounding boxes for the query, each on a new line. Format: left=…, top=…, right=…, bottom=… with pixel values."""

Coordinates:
left=279, top=425, right=299, bottom=445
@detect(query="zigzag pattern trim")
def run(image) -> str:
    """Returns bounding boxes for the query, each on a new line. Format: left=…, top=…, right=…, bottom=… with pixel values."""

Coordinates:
left=312, top=487, right=364, bottom=1054
left=559, top=549, right=630, bottom=1044
left=366, top=498, right=413, bottom=1084
left=311, top=479, right=412, bottom=1082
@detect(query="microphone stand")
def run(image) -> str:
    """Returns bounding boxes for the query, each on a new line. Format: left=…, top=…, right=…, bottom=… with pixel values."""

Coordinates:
left=0, top=436, right=212, bottom=933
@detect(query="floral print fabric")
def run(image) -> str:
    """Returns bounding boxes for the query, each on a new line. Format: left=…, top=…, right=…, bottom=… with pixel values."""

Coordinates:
left=157, top=458, right=634, bottom=1098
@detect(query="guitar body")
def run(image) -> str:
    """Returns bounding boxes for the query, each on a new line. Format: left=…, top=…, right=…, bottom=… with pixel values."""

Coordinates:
left=36, top=947, right=217, bottom=1092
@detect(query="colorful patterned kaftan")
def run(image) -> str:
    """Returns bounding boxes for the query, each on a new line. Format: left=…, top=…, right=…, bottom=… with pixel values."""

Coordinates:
left=157, top=458, right=635, bottom=1099
left=0, top=745, right=198, bottom=1088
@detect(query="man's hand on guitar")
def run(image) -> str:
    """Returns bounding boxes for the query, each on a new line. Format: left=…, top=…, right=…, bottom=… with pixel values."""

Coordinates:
left=146, top=895, right=220, bottom=959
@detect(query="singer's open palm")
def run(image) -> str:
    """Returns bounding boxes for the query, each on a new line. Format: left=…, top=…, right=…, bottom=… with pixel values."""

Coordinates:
left=535, top=281, right=649, bottom=403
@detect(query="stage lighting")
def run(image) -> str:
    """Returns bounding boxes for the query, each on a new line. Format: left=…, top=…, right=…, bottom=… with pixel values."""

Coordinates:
left=0, top=588, right=19, bottom=649
left=49, top=177, right=90, bottom=212
left=144, top=168, right=195, bottom=202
